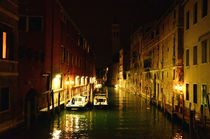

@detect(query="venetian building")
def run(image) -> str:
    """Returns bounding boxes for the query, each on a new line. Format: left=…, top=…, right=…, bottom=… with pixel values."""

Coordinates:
left=129, top=27, right=143, bottom=94
left=183, top=0, right=210, bottom=116
left=0, top=0, right=19, bottom=133
left=136, top=1, right=184, bottom=110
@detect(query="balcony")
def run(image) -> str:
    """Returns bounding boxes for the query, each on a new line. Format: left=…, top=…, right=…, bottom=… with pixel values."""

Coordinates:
left=0, top=59, right=18, bottom=76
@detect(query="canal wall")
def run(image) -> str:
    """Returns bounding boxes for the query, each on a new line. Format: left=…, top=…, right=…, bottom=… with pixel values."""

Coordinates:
left=119, top=86, right=210, bottom=137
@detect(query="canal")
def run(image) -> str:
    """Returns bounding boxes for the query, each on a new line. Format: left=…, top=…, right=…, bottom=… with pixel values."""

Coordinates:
left=1, top=87, right=190, bottom=139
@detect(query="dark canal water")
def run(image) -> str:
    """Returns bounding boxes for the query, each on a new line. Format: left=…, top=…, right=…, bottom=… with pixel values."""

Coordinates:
left=2, top=87, right=191, bottom=139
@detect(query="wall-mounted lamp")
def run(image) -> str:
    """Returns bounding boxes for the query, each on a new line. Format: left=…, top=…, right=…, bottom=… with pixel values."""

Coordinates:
left=65, top=77, right=70, bottom=85
left=56, top=74, right=61, bottom=78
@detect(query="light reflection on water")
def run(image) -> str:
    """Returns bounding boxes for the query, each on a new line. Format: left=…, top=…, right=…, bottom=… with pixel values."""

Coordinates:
left=0, top=87, right=192, bottom=139
left=49, top=88, right=190, bottom=139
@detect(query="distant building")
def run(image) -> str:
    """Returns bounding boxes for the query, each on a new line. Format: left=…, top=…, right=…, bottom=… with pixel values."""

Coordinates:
left=183, top=0, right=210, bottom=115
left=0, top=0, right=19, bottom=133
left=109, top=18, right=121, bottom=86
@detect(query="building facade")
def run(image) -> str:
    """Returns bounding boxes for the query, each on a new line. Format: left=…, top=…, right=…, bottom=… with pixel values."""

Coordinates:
left=17, top=0, right=95, bottom=126
left=0, top=0, right=19, bottom=132
left=183, top=0, right=210, bottom=115
left=127, top=0, right=210, bottom=119
left=128, top=1, right=185, bottom=113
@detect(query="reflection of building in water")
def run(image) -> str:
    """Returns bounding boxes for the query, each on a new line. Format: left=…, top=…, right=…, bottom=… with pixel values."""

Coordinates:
left=51, top=112, right=92, bottom=138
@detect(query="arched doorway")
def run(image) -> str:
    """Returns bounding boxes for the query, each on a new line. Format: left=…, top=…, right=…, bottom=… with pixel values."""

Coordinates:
left=25, top=88, right=38, bottom=128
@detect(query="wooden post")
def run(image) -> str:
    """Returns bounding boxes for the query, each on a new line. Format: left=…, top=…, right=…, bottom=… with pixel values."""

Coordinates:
left=58, top=92, right=60, bottom=112
left=189, top=103, right=193, bottom=137
left=204, top=107, right=207, bottom=129
left=90, top=84, right=93, bottom=104
left=51, top=90, right=54, bottom=114
left=172, top=94, right=174, bottom=119
left=182, top=94, right=185, bottom=126
left=47, top=92, right=50, bottom=112
left=164, top=101, right=166, bottom=113
left=64, top=89, right=67, bottom=110
left=200, top=105, right=205, bottom=128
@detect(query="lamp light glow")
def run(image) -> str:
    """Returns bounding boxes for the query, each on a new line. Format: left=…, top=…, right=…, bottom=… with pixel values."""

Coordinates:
left=179, top=86, right=183, bottom=91
left=56, top=74, right=61, bottom=78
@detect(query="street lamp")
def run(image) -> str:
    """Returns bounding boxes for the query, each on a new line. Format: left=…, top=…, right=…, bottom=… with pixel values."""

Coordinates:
left=65, top=77, right=70, bottom=85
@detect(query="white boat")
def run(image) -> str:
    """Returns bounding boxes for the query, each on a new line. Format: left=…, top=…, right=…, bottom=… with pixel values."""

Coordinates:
left=93, top=95, right=108, bottom=107
left=66, top=95, right=89, bottom=110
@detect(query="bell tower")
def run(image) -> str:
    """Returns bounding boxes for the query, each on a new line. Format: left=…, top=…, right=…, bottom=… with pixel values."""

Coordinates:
left=112, top=17, right=120, bottom=57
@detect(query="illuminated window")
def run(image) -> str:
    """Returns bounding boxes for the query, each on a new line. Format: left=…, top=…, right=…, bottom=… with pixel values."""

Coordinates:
left=202, top=85, right=207, bottom=105
left=201, top=40, right=207, bottom=63
left=193, top=46, right=197, bottom=65
left=193, top=2, right=198, bottom=24
left=0, top=32, right=7, bottom=59
left=193, top=84, right=197, bottom=103
left=186, top=84, right=189, bottom=100
left=186, top=49, right=189, bottom=66
left=0, top=88, right=9, bottom=111
left=202, top=0, right=208, bottom=17
left=2, top=32, right=6, bottom=59
left=186, top=11, right=189, bottom=29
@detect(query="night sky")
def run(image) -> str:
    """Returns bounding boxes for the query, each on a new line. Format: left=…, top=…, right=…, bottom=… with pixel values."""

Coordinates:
left=61, top=0, right=173, bottom=68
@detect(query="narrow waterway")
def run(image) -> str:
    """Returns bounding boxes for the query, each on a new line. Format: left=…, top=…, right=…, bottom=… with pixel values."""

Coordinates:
left=1, top=87, right=190, bottom=139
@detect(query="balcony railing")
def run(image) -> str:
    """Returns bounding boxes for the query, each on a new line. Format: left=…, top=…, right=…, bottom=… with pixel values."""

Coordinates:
left=0, top=59, right=18, bottom=76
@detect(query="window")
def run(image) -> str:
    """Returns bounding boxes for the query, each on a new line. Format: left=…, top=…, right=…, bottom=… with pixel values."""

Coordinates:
left=202, top=40, right=207, bottom=63
left=173, top=36, right=176, bottom=57
left=193, top=46, right=197, bottom=65
left=29, top=17, right=42, bottom=32
left=173, top=69, right=175, bottom=80
left=0, top=32, right=6, bottom=59
left=186, top=49, right=189, bottom=66
left=193, top=84, right=197, bottom=103
left=186, top=11, right=189, bottom=29
left=162, top=71, right=164, bottom=80
left=193, top=2, right=198, bottom=24
left=186, top=84, right=189, bottom=100
left=202, top=0, right=208, bottom=17
left=202, top=85, right=207, bottom=105
left=19, top=16, right=26, bottom=31
left=66, top=50, right=69, bottom=65
left=0, top=88, right=9, bottom=111
left=61, top=46, right=65, bottom=64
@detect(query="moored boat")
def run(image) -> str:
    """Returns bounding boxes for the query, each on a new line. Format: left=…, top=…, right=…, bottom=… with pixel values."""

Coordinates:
left=93, top=95, right=108, bottom=108
left=66, top=95, right=89, bottom=111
